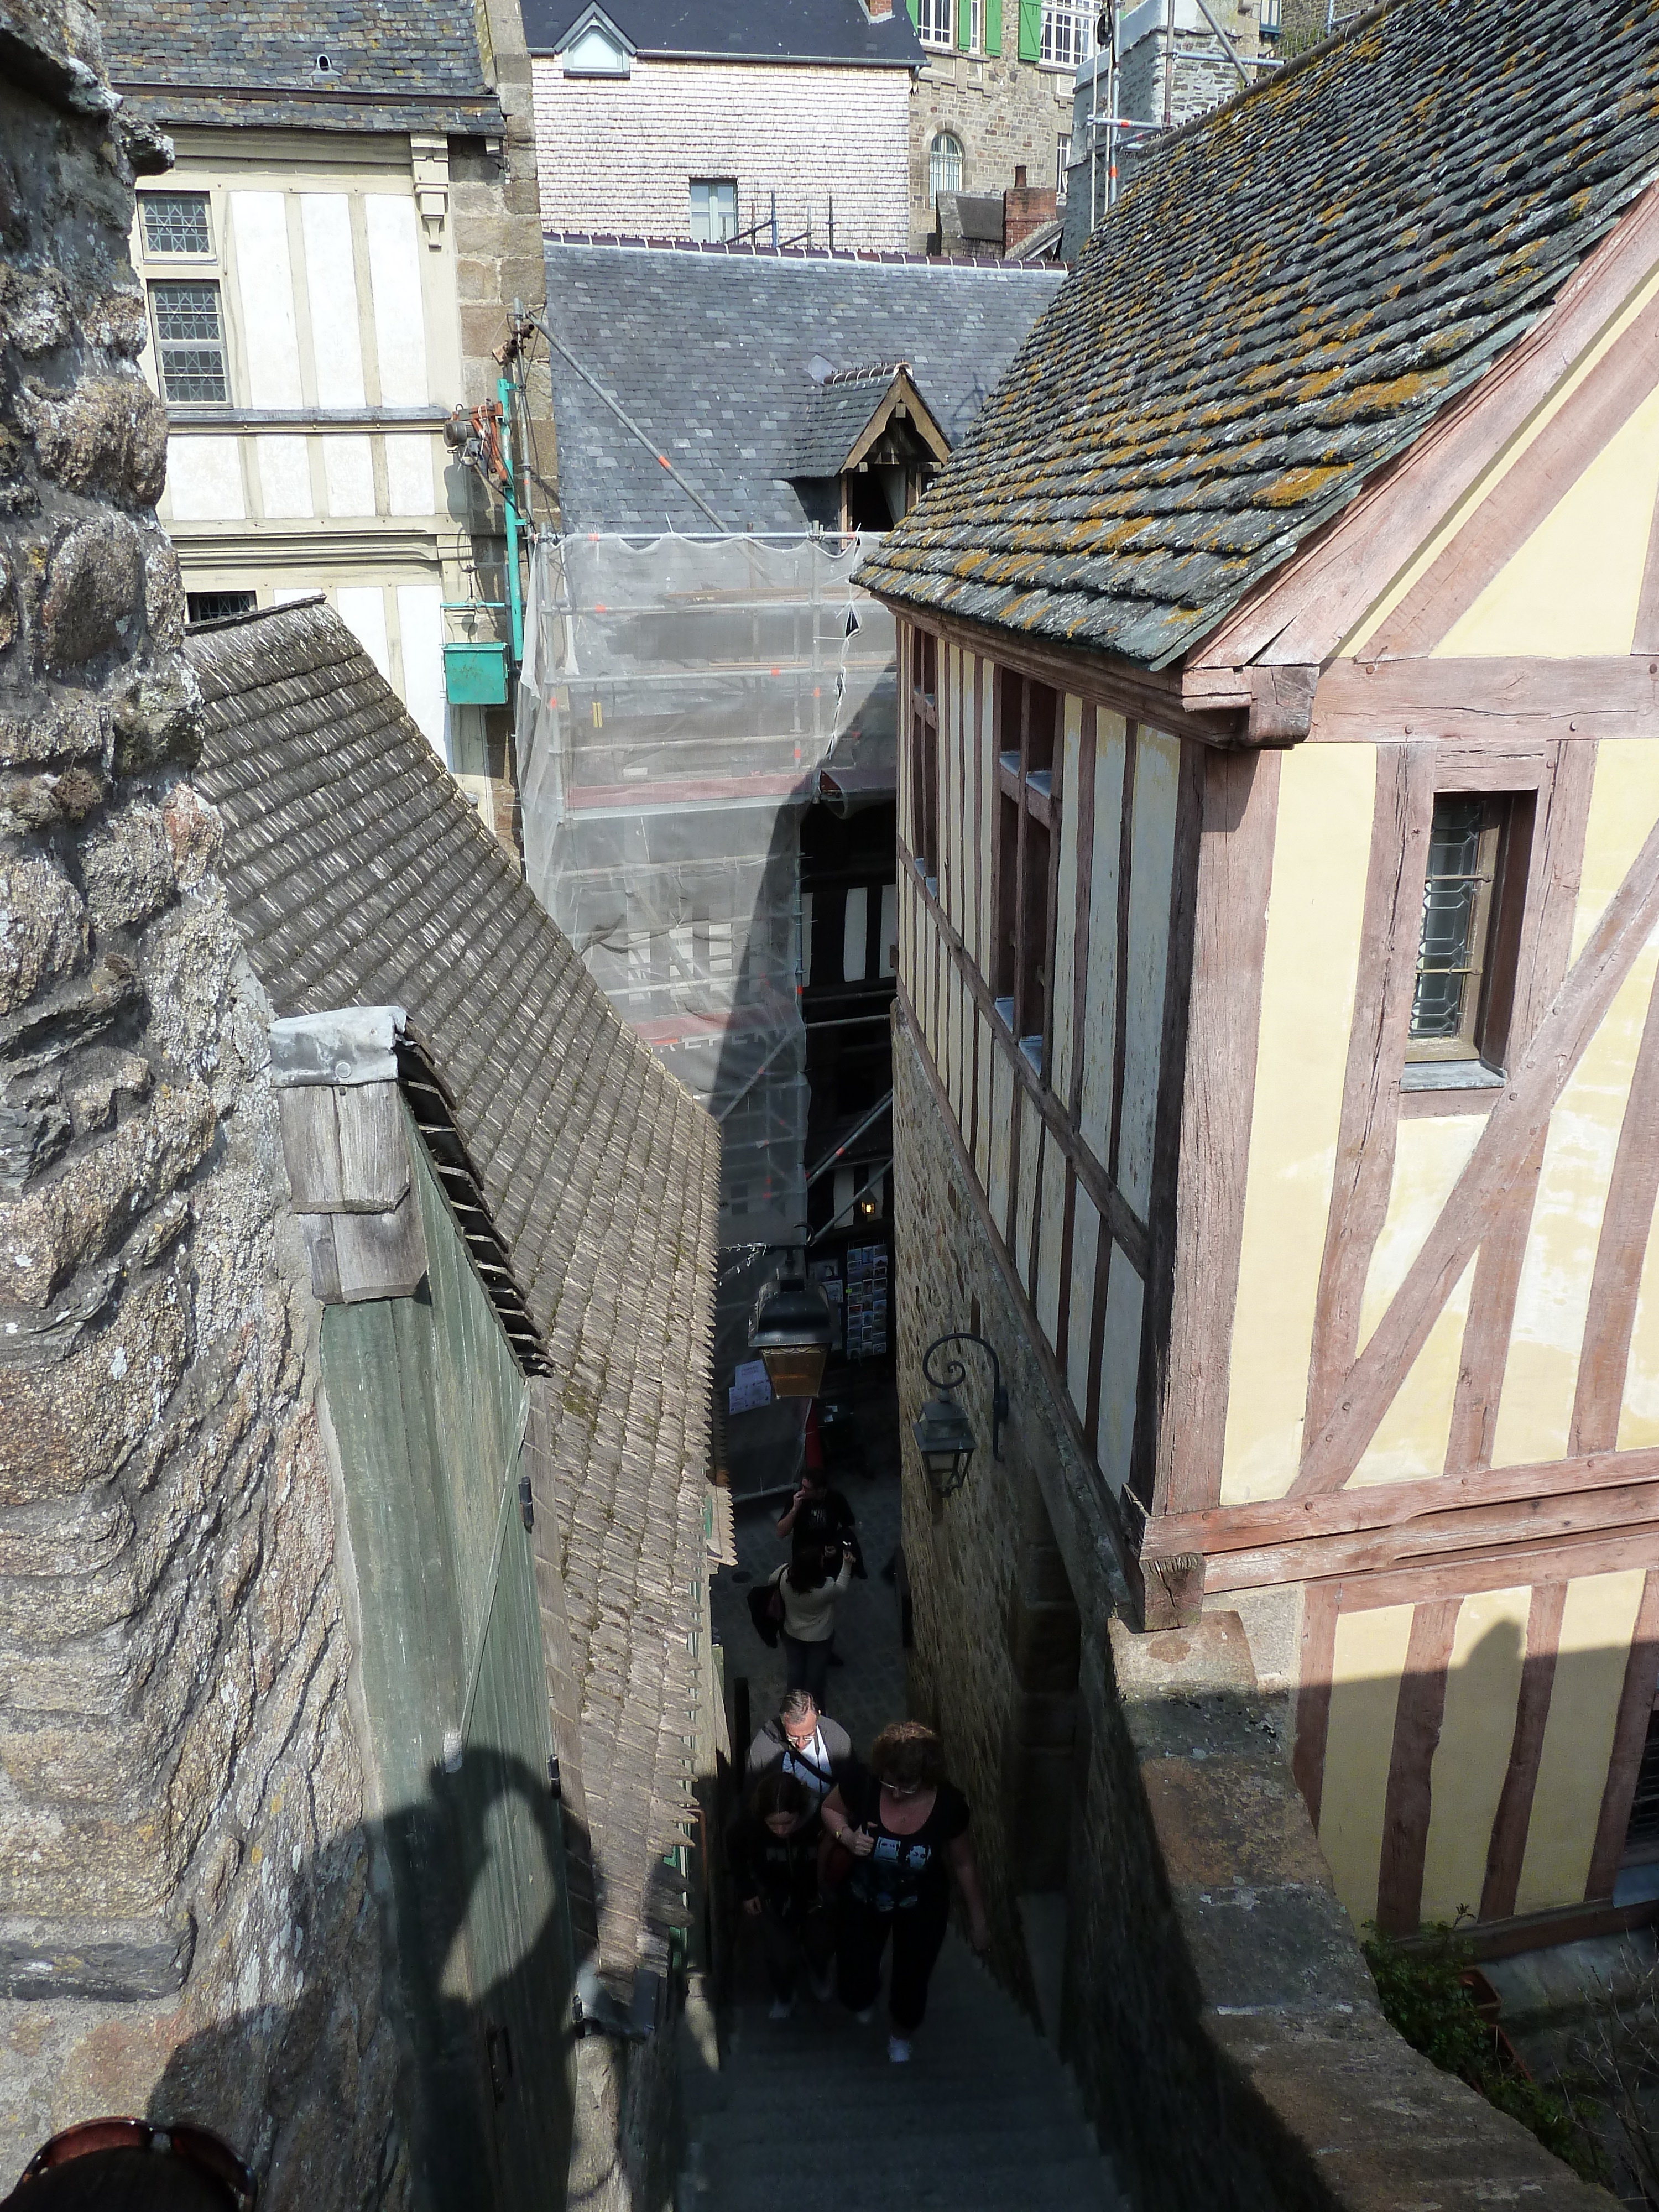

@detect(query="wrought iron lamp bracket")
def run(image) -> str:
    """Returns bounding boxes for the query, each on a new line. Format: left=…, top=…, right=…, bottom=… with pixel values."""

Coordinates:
left=920, top=1332, right=1008, bottom=1459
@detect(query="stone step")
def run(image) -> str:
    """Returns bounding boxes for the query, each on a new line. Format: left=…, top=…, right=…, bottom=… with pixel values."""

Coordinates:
left=703, top=2088, right=1106, bottom=2159
left=691, top=2087, right=1093, bottom=2146
left=687, top=2153, right=1120, bottom=2211
left=714, top=2039, right=1067, bottom=2096
left=680, top=1934, right=1122, bottom=2212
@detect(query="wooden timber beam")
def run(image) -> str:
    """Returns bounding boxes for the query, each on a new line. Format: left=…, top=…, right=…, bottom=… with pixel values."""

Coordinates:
left=1309, top=654, right=1659, bottom=745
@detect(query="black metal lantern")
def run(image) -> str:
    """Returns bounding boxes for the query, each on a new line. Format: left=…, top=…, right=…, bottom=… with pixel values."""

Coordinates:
left=748, top=1274, right=833, bottom=1398
left=911, top=1332, right=1008, bottom=1495
left=913, top=1393, right=978, bottom=1494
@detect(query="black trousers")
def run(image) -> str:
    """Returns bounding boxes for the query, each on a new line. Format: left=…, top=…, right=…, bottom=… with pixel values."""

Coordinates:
left=782, top=1632, right=833, bottom=1705
left=836, top=1890, right=949, bottom=2033
left=758, top=1903, right=837, bottom=2000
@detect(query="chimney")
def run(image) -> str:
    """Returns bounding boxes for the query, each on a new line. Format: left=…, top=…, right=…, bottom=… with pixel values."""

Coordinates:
left=1002, top=164, right=1057, bottom=255
left=865, top=0, right=893, bottom=17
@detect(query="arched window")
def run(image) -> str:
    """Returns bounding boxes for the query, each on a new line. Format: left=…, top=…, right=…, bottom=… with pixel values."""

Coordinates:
left=930, top=132, right=964, bottom=199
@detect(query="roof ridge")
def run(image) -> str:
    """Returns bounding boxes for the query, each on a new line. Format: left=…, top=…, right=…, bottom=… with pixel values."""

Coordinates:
left=1130, top=0, right=1396, bottom=168
left=185, top=593, right=327, bottom=638
left=542, top=229, right=1064, bottom=272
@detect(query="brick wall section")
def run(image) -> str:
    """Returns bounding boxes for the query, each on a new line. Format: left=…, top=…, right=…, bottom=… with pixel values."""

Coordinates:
left=910, top=54, right=1074, bottom=252
left=531, top=58, right=912, bottom=249
left=0, top=12, right=400, bottom=2201
left=893, top=1010, right=1612, bottom=2212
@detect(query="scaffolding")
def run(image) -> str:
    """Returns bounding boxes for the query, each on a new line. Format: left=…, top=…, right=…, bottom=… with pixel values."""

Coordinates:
left=516, top=530, right=896, bottom=1485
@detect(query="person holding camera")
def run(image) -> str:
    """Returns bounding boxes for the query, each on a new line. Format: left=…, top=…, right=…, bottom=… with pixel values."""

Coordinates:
left=766, top=1528, right=854, bottom=1706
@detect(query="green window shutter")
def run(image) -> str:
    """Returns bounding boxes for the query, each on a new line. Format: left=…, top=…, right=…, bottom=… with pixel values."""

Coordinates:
left=957, top=0, right=971, bottom=46
left=1017, top=0, right=1041, bottom=59
left=984, top=0, right=1001, bottom=51
left=904, top=0, right=919, bottom=21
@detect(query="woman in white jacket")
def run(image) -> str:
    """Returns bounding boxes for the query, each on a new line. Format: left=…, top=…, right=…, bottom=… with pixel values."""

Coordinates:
left=769, top=1533, right=853, bottom=1705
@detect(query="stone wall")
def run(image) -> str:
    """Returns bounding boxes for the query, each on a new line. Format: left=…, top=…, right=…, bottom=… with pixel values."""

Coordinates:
left=910, top=53, right=1075, bottom=252
left=893, top=1008, right=1611, bottom=2212
left=531, top=58, right=912, bottom=249
left=0, top=8, right=399, bottom=2198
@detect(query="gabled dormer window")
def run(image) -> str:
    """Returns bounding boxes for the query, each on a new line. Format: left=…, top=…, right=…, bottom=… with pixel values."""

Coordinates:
left=560, top=5, right=634, bottom=75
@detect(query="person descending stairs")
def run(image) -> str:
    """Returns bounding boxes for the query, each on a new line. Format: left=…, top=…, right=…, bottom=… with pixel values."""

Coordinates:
left=678, top=1931, right=1128, bottom=2212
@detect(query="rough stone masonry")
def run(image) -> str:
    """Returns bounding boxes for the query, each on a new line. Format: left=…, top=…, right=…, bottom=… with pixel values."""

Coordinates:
left=0, top=2, right=404, bottom=2199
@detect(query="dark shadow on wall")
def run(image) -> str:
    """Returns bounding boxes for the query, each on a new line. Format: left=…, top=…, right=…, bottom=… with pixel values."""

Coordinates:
left=148, top=1752, right=581, bottom=2212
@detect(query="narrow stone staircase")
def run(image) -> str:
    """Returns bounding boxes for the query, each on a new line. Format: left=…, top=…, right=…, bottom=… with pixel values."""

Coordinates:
left=679, top=1933, right=1128, bottom=2211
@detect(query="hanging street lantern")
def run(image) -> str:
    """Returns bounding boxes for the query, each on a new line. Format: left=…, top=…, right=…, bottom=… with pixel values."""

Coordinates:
left=748, top=1273, right=834, bottom=1397
left=913, top=1392, right=979, bottom=1494
left=911, top=1331, right=1009, bottom=1496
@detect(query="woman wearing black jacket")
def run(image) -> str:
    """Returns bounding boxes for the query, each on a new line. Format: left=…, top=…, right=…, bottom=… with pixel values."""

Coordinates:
left=726, top=1771, right=837, bottom=2019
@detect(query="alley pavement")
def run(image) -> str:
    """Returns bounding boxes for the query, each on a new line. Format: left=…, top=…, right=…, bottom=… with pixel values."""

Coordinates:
left=697, top=1362, right=1125, bottom=2210
left=711, top=1360, right=910, bottom=1756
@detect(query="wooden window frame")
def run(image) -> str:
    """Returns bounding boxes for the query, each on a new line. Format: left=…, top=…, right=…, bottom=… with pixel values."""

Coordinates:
left=1399, top=748, right=1550, bottom=1105
left=990, top=665, right=1060, bottom=1082
left=148, top=277, right=231, bottom=406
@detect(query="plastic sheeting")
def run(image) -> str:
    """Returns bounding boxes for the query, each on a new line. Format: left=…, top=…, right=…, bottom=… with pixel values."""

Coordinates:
left=517, top=531, right=896, bottom=1489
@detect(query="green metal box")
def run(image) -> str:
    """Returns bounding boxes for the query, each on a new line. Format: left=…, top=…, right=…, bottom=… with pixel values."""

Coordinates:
left=444, top=641, right=509, bottom=707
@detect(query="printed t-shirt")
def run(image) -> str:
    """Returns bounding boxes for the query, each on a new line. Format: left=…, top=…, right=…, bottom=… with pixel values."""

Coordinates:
left=841, top=1774, right=969, bottom=1912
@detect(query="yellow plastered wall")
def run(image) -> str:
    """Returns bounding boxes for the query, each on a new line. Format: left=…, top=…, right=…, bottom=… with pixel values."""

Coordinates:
left=1067, top=1187, right=1100, bottom=1422
left=1050, top=695, right=1085, bottom=1110
left=1077, top=714, right=1128, bottom=1166
left=1320, top=1603, right=1414, bottom=1929
left=1515, top=1569, right=1647, bottom=1914
left=1350, top=1259, right=1477, bottom=1488
left=1435, top=380, right=1659, bottom=659
left=1035, top=1138, right=1067, bottom=1351
left=1348, top=1115, right=1485, bottom=1487
left=1572, top=740, right=1659, bottom=965
left=1096, top=1250, right=1144, bottom=1495
left=1489, top=740, right=1659, bottom=1465
left=1013, top=1098, right=1041, bottom=1285
left=1343, top=262, right=1659, bottom=661
left=1222, top=745, right=1376, bottom=1503
left=1418, top=1585, right=1532, bottom=1924
left=1118, top=728, right=1179, bottom=1220
left=1493, top=943, right=1659, bottom=1466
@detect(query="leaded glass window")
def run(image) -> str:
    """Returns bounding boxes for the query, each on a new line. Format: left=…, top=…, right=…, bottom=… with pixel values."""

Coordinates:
left=150, top=281, right=229, bottom=403
left=141, top=192, right=212, bottom=257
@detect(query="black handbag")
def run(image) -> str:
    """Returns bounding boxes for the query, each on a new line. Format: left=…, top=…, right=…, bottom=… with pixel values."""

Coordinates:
left=747, top=1577, right=785, bottom=1648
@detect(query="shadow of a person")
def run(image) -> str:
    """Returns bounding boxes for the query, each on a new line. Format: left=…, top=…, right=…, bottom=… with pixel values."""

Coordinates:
left=148, top=1750, right=582, bottom=2212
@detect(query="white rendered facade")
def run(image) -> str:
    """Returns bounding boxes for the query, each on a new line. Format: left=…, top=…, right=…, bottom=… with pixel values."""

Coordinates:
left=531, top=56, right=912, bottom=248
left=134, top=131, right=502, bottom=817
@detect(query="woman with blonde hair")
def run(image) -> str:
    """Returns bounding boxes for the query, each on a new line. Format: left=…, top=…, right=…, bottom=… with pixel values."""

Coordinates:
left=820, top=1719, right=989, bottom=2064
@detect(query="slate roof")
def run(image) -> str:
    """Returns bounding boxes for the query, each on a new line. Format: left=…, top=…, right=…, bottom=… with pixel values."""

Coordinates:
left=786, top=368, right=916, bottom=476
left=525, top=0, right=921, bottom=65
left=186, top=600, right=719, bottom=1983
left=860, top=0, right=1659, bottom=669
left=544, top=239, right=1066, bottom=530
left=107, top=0, right=497, bottom=133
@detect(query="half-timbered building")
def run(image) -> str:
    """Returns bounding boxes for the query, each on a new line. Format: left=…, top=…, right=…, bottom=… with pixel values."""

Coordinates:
left=863, top=0, right=1659, bottom=1949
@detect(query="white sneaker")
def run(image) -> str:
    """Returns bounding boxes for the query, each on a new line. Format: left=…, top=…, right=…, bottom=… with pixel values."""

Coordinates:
left=769, top=1997, right=795, bottom=2021
left=888, top=2035, right=911, bottom=2064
